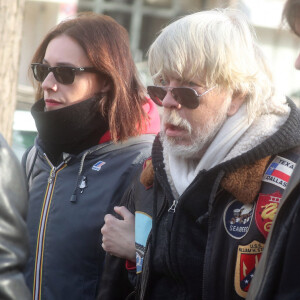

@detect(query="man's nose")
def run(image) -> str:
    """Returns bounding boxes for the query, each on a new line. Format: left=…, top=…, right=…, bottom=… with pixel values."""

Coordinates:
left=162, top=89, right=181, bottom=109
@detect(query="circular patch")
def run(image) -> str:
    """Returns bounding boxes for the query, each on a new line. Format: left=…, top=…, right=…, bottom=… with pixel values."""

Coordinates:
left=223, top=200, right=255, bottom=239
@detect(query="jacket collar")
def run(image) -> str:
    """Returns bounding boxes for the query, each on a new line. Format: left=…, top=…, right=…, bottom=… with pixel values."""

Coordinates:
left=142, top=99, right=300, bottom=203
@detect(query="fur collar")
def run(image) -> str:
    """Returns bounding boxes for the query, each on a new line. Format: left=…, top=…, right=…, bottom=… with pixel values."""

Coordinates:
left=220, top=156, right=270, bottom=204
left=140, top=155, right=271, bottom=204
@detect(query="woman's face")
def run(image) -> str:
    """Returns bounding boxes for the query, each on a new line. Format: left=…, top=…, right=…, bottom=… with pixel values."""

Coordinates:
left=41, top=35, right=110, bottom=111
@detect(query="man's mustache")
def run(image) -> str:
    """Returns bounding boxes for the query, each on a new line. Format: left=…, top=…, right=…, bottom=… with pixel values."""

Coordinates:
left=162, top=109, right=192, bottom=134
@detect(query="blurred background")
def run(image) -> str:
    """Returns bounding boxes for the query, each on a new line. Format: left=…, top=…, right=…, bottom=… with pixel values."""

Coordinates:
left=11, top=0, right=300, bottom=159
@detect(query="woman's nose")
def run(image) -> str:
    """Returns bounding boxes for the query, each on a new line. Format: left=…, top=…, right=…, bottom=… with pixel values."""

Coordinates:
left=41, top=72, right=58, bottom=91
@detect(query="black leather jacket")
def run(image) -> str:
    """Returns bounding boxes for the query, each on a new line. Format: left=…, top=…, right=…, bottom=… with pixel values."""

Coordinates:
left=0, top=134, right=31, bottom=300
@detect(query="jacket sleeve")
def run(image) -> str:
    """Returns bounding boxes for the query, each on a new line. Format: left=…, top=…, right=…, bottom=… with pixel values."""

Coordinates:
left=272, top=185, right=300, bottom=300
left=97, top=181, right=137, bottom=300
left=0, top=135, right=31, bottom=300
left=247, top=155, right=300, bottom=300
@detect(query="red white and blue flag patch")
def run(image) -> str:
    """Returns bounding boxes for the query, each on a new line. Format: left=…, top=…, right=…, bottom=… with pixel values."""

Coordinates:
left=234, top=241, right=264, bottom=298
left=92, top=161, right=106, bottom=171
left=262, top=156, right=295, bottom=189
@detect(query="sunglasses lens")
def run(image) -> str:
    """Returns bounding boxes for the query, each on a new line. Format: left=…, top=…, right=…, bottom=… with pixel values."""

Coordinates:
left=147, top=86, right=166, bottom=106
left=173, top=88, right=199, bottom=109
left=32, top=64, right=49, bottom=82
left=31, top=64, right=75, bottom=84
left=55, top=67, right=75, bottom=84
left=147, top=86, right=200, bottom=109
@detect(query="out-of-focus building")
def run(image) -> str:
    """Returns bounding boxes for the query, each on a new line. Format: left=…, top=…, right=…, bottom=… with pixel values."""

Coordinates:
left=13, top=0, right=77, bottom=158
left=14, top=0, right=300, bottom=158
left=241, top=0, right=300, bottom=104
left=18, top=0, right=78, bottom=111
left=75, top=0, right=300, bottom=99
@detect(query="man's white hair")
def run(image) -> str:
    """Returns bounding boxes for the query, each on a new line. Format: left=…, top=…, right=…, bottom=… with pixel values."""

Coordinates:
left=148, top=8, right=276, bottom=119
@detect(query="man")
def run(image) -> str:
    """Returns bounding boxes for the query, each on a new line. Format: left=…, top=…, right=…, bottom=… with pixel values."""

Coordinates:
left=247, top=1, right=300, bottom=299
left=0, top=133, right=31, bottom=299
left=100, top=8, right=300, bottom=300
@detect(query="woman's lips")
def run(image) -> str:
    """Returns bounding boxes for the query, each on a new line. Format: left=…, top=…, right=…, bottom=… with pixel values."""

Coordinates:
left=45, top=99, right=62, bottom=107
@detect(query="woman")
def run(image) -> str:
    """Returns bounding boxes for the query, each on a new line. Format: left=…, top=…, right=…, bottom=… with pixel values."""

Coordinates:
left=23, top=12, right=160, bottom=300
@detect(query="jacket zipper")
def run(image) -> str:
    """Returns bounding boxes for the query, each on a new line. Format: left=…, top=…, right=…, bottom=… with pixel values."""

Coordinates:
left=139, top=164, right=184, bottom=297
left=164, top=196, right=187, bottom=297
left=166, top=171, right=217, bottom=298
left=167, top=199, right=178, bottom=231
left=33, top=155, right=66, bottom=300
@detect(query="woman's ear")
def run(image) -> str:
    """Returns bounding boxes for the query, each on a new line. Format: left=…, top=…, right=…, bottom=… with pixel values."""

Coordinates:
left=227, top=91, right=246, bottom=117
left=100, top=80, right=111, bottom=93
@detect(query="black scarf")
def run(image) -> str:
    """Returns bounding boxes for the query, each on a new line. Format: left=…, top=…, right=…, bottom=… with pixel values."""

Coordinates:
left=31, top=96, right=109, bottom=165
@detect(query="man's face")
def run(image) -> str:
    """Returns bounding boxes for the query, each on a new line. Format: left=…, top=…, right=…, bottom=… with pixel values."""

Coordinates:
left=160, top=78, right=243, bottom=158
left=294, top=19, right=300, bottom=70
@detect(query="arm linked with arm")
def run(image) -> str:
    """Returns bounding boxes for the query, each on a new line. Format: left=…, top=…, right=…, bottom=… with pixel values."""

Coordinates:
left=98, top=181, right=137, bottom=300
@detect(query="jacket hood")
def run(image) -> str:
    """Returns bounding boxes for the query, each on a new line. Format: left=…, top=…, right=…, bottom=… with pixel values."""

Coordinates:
left=218, top=98, right=300, bottom=173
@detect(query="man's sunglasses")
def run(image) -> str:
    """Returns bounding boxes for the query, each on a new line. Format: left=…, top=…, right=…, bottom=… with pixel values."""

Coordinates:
left=147, top=85, right=216, bottom=109
left=31, top=63, right=100, bottom=85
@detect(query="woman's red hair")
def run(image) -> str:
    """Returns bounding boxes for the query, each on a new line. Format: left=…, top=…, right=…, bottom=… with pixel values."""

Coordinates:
left=31, top=12, right=148, bottom=142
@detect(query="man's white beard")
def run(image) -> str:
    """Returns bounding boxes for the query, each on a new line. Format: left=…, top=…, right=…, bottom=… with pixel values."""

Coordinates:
left=161, top=100, right=231, bottom=159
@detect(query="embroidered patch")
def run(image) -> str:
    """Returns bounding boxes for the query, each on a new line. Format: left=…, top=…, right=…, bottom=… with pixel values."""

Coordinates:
left=255, top=191, right=282, bottom=238
left=92, top=161, right=106, bottom=171
left=224, top=200, right=255, bottom=239
left=262, top=156, right=296, bottom=189
left=135, top=212, right=152, bottom=273
left=234, top=241, right=264, bottom=298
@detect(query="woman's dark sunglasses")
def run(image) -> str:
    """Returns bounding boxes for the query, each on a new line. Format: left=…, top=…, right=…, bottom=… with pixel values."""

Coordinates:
left=147, top=85, right=216, bottom=109
left=31, top=63, right=100, bottom=85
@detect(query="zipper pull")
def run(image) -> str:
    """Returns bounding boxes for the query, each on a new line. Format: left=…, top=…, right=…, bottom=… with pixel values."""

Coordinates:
left=48, top=168, right=56, bottom=184
left=168, top=200, right=178, bottom=213
left=70, top=193, right=77, bottom=203
left=167, top=200, right=178, bottom=231
left=79, top=176, right=88, bottom=194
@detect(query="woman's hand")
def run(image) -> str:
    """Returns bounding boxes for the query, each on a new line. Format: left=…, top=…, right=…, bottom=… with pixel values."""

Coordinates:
left=101, top=206, right=135, bottom=262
